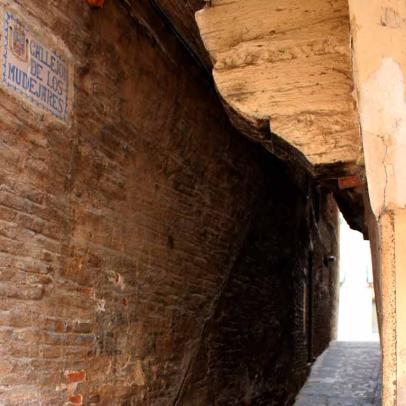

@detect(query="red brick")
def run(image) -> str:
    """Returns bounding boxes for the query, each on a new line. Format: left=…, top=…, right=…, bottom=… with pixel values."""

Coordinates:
left=64, top=370, right=86, bottom=383
left=338, top=175, right=362, bottom=190
left=87, top=0, right=104, bottom=7
left=77, top=287, right=94, bottom=298
left=68, top=394, right=83, bottom=405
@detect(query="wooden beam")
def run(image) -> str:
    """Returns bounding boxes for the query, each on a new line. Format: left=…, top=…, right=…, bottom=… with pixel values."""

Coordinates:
left=196, top=0, right=362, bottom=174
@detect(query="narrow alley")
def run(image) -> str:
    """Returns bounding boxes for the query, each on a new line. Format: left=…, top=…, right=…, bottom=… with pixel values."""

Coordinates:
left=1, top=0, right=404, bottom=404
left=295, top=341, right=381, bottom=406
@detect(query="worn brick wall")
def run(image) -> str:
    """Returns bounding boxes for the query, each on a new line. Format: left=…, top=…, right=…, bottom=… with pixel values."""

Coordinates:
left=0, top=1, right=338, bottom=405
left=176, top=179, right=339, bottom=406
left=311, top=190, right=340, bottom=360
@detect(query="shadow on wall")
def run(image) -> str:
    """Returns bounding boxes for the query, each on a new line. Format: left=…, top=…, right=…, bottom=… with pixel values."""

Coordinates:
left=176, top=157, right=340, bottom=406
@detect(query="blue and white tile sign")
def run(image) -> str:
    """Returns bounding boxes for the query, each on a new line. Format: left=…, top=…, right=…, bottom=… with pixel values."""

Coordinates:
left=1, top=11, right=70, bottom=122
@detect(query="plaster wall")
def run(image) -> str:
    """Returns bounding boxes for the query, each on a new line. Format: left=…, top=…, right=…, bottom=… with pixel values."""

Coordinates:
left=348, top=2, right=406, bottom=404
left=349, top=0, right=406, bottom=217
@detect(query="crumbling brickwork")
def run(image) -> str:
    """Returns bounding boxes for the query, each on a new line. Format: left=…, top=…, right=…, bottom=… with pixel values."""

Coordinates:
left=0, top=1, right=338, bottom=405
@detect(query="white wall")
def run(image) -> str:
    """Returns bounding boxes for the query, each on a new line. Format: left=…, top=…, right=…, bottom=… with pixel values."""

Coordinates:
left=337, top=215, right=378, bottom=341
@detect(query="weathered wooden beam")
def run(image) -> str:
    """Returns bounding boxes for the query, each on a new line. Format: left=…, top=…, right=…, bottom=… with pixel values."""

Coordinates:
left=196, top=0, right=362, bottom=175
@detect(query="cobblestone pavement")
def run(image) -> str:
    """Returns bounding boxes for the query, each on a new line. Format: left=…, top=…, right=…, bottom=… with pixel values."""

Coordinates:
left=294, top=341, right=381, bottom=406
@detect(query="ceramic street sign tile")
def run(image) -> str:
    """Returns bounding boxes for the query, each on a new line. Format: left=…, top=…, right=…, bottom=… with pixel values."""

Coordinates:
left=1, top=9, right=71, bottom=123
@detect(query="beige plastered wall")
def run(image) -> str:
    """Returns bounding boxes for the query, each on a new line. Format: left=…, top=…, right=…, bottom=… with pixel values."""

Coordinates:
left=348, top=1, right=406, bottom=404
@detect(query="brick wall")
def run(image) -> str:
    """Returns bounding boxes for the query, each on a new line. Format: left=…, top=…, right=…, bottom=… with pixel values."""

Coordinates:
left=0, top=1, right=338, bottom=405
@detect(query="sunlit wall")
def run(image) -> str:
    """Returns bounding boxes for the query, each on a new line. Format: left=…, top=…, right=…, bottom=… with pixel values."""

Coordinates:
left=337, top=215, right=378, bottom=341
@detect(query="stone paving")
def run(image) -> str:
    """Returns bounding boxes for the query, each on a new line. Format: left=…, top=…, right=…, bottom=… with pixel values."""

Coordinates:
left=294, top=341, right=382, bottom=406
